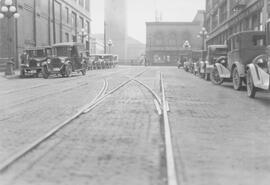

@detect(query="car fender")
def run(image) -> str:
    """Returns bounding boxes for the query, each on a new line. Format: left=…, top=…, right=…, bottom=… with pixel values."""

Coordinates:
left=215, top=63, right=230, bottom=78
left=247, top=63, right=270, bottom=90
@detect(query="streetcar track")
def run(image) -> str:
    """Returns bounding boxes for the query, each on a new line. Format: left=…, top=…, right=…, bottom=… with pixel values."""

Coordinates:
left=0, top=82, right=90, bottom=112
left=160, top=72, right=178, bottom=185
left=0, top=69, right=147, bottom=173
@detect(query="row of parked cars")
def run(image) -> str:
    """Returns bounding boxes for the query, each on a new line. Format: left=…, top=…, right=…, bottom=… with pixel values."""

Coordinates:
left=20, top=42, right=118, bottom=79
left=184, top=20, right=270, bottom=98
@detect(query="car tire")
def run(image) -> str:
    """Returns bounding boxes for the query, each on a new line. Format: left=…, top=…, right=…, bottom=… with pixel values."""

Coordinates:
left=20, top=69, right=25, bottom=78
left=210, top=66, right=224, bottom=85
left=81, top=62, right=87, bottom=76
left=232, top=67, right=242, bottom=90
left=246, top=69, right=256, bottom=98
left=205, top=73, right=210, bottom=81
left=65, top=63, right=72, bottom=77
left=42, top=66, right=50, bottom=79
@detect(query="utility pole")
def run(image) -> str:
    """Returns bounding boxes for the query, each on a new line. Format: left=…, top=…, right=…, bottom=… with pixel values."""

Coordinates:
left=104, top=21, right=107, bottom=54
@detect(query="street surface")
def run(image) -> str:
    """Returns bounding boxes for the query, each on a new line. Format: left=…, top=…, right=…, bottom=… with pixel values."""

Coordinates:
left=0, top=66, right=269, bottom=185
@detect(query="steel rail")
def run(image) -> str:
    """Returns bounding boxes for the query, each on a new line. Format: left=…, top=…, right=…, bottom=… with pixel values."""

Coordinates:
left=160, top=73, right=178, bottom=185
left=0, top=70, right=147, bottom=173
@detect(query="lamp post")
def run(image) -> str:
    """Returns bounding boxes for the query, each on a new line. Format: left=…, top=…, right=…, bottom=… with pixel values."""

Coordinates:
left=183, top=40, right=191, bottom=49
left=0, top=0, right=20, bottom=62
left=78, top=28, right=88, bottom=44
left=197, top=27, right=208, bottom=51
left=107, top=39, right=113, bottom=54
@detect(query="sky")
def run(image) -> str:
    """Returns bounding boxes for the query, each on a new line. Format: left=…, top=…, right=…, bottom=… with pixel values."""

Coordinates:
left=91, top=0, right=205, bottom=43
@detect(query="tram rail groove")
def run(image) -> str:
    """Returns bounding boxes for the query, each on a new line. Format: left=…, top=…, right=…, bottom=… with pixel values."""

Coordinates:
left=0, top=70, right=147, bottom=173
left=160, top=73, right=178, bottom=185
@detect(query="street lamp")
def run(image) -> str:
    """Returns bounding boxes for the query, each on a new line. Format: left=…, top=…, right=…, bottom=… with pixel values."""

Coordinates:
left=107, top=39, right=113, bottom=54
left=78, top=28, right=88, bottom=43
left=183, top=40, right=191, bottom=49
left=0, top=0, right=20, bottom=62
left=197, top=27, right=209, bottom=50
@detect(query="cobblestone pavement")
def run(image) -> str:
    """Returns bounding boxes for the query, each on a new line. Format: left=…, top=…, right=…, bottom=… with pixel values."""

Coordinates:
left=0, top=82, right=164, bottom=185
left=161, top=67, right=270, bottom=185
left=0, top=67, right=143, bottom=163
left=0, top=66, right=270, bottom=185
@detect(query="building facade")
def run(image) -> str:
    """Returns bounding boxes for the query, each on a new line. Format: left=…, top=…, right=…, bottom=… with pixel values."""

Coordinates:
left=205, top=0, right=270, bottom=46
left=0, top=0, right=91, bottom=68
left=104, top=0, right=127, bottom=62
left=145, top=11, right=205, bottom=65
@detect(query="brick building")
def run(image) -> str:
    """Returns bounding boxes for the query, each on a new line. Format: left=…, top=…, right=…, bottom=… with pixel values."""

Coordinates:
left=145, top=10, right=205, bottom=66
left=0, top=0, right=91, bottom=68
left=205, top=0, right=270, bottom=46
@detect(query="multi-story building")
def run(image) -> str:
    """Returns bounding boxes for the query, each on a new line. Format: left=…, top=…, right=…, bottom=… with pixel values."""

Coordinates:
left=104, top=0, right=127, bottom=62
left=0, top=0, right=91, bottom=68
left=145, top=10, right=205, bottom=65
left=205, top=0, right=270, bottom=46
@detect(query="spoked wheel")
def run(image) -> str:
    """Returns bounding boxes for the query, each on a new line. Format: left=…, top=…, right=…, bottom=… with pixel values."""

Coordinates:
left=210, top=66, right=223, bottom=85
left=232, top=67, right=242, bottom=90
left=81, top=62, right=87, bottom=76
left=42, top=66, right=50, bottom=79
left=65, top=63, right=72, bottom=77
left=20, top=69, right=25, bottom=78
left=246, top=69, right=256, bottom=98
left=205, top=73, right=210, bottom=81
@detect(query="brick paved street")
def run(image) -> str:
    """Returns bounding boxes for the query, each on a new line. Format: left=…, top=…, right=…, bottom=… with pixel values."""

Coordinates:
left=0, top=66, right=269, bottom=185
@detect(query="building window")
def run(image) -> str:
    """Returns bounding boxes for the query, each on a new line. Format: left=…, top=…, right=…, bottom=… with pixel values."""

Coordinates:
left=86, top=21, right=90, bottom=34
left=71, top=12, right=77, bottom=29
left=79, top=16, right=84, bottom=29
left=79, top=0, right=84, bottom=7
left=85, top=0, right=90, bottom=11
left=219, top=1, right=227, bottom=24
left=65, top=7, right=69, bottom=24
left=65, top=33, right=69, bottom=42
left=72, top=35, right=77, bottom=42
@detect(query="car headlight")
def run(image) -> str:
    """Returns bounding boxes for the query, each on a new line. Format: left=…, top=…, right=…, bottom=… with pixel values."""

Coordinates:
left=47, top=59, right=51, bottom=64
left=37, top=63, right=40, bottom=67
left=61, top=59, right=65, bottom=64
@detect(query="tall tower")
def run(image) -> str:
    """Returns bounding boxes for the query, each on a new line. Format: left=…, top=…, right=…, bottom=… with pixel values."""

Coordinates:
left=105, top=0, right=127, bottom=61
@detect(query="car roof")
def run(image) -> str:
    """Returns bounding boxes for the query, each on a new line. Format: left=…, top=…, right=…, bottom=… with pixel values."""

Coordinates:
left=24, top=46, right=51, bottom=51
left=52, top=42, right=84, bottom=47
left=227, top=31, right=265, bottom=40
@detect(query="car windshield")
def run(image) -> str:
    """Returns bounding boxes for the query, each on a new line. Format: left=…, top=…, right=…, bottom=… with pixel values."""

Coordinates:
left=54, top=46, right=71, bottom=57
left=213, top=48, right=227, bottom=56
left=27, top=49, right=45, bottom=57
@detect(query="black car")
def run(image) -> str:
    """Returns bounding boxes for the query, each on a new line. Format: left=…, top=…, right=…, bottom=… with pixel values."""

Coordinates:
left=42, top=42, right=88, bottom=78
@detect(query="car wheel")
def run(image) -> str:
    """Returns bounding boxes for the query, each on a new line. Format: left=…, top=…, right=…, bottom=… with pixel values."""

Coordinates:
left=65, top=63, right=72, bottom=77
left=246, top=69, right=256, bottom=98
left=42, top=66, right=50, bottom=79
left=232, top=67, right=242, bottom=90
left=20, top=69, right=25, bottom=78
left=81, top=62, right=87, bottom=76
left=210, top=66, right=224, bottom=85
left=205, top=73, right=210, bottom=81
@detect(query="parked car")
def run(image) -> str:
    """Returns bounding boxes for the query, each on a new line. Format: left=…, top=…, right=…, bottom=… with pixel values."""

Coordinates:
left=202, top=45, right=227, bottom=81
left=211, top=31, right=266, bottom=90
left=42, top=42, right=88, bottom=78
left=246, top=20, right=270, bottom=98
left=20, top=46, right=52, bottom=78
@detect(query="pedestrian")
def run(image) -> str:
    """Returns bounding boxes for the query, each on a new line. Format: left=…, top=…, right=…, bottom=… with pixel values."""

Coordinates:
left=177, top=58, right=181, bottom=69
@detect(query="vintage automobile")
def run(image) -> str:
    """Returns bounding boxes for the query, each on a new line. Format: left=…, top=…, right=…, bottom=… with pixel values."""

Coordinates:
left=211, top=31, right=266, bottom=90
left=246, top=20, right=270, bottom=98
left=42, top=42, right=88, bottom=78
left=89, top=54, right=106, bottom=69
left=194, top=50, right=207, bottom=76
left=20, top=46, right=52, bottom=78
left=202, top=45, right=227, bottom=80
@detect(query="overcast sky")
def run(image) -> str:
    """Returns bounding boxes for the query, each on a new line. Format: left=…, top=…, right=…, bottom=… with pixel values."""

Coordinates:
left=91, top=0, right=205, bottom=43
